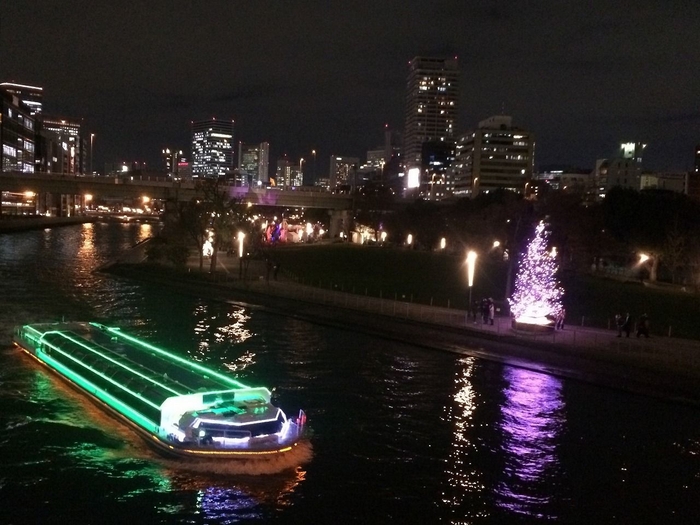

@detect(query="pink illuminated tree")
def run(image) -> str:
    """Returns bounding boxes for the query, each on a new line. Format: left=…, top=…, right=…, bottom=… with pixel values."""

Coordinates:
left=509, top=221, right=564, bottom=324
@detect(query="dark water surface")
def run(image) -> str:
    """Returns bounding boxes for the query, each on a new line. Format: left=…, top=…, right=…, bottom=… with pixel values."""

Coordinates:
left=0, top=223, right=699, bottom=524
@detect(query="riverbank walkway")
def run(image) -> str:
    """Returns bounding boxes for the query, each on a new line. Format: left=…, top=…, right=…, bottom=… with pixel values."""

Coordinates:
left=103, top=242, right=700, bottom=403
left=181, top=251, right=700, bottom=382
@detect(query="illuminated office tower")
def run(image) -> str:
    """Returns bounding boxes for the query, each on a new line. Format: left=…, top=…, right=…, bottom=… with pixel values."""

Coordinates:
left=162, top=148, right=182, bottom=176
left=0, top=89, right=36, bottom=172
left=41, top=115, right=87, bottom=174
left=452, top=115, right=535, bottom=197
left=0, top=82, right=43, bottom=115
left=238, top=142, right=270, bottom=186
left=329, top=156, right=359, bottom=190
left=191, top=118, right=234, bottom=178
left=403, top=57, right=459, bottom=168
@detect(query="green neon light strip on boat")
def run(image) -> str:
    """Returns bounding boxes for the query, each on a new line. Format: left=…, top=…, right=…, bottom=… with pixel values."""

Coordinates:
left=44, top=330, right=183, bottom=397
left=97, top=324, right=249, bottom=389
left=38, top=332, right=161, bottom=411
left=38, top=349, right=159, bottom=433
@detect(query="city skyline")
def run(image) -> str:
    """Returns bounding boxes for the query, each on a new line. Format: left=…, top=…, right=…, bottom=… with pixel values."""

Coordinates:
left=1, top=1, right=699, bottom=174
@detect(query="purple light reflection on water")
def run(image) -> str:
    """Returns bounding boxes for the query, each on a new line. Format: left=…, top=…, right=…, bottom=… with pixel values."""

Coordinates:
left=496, top=367, right=566, bottom=519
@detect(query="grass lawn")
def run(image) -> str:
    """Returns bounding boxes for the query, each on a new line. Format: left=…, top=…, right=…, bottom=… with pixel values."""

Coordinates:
left=263, top=243, right=700, bottom=340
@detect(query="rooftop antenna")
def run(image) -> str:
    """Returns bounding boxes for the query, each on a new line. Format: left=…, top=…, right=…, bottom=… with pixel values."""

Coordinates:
left=500, top=102, right=506, bottom=115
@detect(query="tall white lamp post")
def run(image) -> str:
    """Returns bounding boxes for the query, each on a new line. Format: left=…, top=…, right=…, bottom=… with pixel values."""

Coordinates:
left=467, top=250, right=477, bottom=311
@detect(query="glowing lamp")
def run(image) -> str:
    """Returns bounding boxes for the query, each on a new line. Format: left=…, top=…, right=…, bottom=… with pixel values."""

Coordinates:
left=237, top=232, right=245, bottom=258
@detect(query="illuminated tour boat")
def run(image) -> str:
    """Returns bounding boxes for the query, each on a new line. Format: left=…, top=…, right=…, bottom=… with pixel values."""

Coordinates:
left=13, top=322, right=307, bottom=459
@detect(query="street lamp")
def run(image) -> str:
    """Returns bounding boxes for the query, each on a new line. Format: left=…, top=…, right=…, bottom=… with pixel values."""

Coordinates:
left=311, top=149, right=316, bottom=183
left=90, top=133, right=95, bottom=175
left=299, top=158, right=305, bottom=186
left=466, top=250, right=477, bottom=311
left=237, top=231, right=245, bottom=258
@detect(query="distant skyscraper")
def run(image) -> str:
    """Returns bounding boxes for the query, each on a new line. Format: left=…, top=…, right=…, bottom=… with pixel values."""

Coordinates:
left=0, top=82, right=43, bottom=115
left=238, top=142, right=270, bottom=186
left=162, top=148, right=182, bottom=176
left=41, top=115, right=87, bottom=174
left=329, top=156, right=359, bottom=190
left=452, top=115, right=535, bottom=197
left=191, top=118, right=234, bottom=178
left=403, top=57, right=459, bottom=168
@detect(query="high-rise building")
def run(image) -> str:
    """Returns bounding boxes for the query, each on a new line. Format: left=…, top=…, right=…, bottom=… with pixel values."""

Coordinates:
left=191, top=118, right=234, bottom=178
left=0, top=82, right=43, bottom=115
left=403, top=57, right=459, bottom=168
left=41, top=115, right=87, bottom=174
left=162, top=148, right=182, bottom=176
left=0, top=89, right=36, bottom=173
left=329, top=156, right=359, bottom=190
left=238, top=142, right=270, bottom=186
left=452, top=115, right=535, bottom=197
left=421, top=140, right=456, bottom=200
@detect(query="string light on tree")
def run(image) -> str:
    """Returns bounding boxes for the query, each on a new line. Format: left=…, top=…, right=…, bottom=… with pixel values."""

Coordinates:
left=509, top=220, right=564, bottom=326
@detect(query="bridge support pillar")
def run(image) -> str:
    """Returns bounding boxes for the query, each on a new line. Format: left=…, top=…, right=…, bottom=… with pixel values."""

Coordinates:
left=328, top=209, right=351, bottom=240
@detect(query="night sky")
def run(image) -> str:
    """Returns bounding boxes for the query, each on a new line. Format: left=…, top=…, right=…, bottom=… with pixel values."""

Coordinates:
left=2, top=1, right=698, bottom=174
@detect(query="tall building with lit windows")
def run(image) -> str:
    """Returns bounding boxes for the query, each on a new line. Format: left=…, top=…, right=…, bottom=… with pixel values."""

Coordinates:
left=191, top=118, right=234, bottom=178
left=329, top=156, right=359, bottom=190
left=452, top=115, right=535, bottom=197
left=403, top=57, right=459, bottom=169
left=0, top=89, right=36, bottom=173
left=238, top=142, right=270, bottom=186
left=0, top=82, right=43, bottom=115
left=41, top=115, right=86, bottom=174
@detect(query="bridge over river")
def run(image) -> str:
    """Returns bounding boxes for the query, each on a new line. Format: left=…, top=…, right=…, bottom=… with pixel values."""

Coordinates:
left=0, top=171, right=354, bottom=211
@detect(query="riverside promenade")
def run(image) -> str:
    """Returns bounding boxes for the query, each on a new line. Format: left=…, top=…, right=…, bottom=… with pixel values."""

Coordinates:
left=105, top=245, right=700, bottom=405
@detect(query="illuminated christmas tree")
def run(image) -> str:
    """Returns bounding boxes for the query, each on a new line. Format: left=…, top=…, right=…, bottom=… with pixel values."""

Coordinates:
left=509, top=220, right=564, bottom=325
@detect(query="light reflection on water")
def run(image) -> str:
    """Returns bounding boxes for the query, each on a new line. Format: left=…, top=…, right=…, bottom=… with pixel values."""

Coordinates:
left=443, top=357, right=488, bottom=522
left=496, top=367, right=565, bottom=518
left=190, top=302, right=256, bottom=374
left=2, top=224, right=700, bottom=523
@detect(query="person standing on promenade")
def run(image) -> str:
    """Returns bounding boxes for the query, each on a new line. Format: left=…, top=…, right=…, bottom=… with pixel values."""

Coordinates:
left=615, top=313, right=624, bottom=337
left=488, top=299, right=495, bottom=326
left=555, top=308, right=566, bottom=330
left=621, top=312, right=632, bottom=337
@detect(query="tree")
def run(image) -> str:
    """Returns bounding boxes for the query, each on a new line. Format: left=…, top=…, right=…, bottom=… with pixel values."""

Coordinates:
left=197, top=178, right=248, bottom=274
left=178, top=198, right=210, bottom=272
left=509, top=220, right=564, bottom=324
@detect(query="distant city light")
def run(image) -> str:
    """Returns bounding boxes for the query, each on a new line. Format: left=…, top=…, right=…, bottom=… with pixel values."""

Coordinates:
left=407, top=168, right=420, bottom=189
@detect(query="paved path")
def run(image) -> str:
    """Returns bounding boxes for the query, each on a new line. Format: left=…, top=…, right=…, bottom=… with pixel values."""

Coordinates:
left=181, top=251, right=700, bottom=379
left=102, top=245, right=700, bottom=403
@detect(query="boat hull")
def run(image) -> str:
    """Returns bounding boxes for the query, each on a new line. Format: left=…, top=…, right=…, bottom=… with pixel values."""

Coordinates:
left=13, top=323, right=307, bottom=461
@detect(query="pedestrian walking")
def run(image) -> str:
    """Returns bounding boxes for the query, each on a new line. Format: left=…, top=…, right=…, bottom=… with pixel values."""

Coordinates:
left=488, top=299, right=495, bottom=326
left=555, top=308, right=566, bottom=330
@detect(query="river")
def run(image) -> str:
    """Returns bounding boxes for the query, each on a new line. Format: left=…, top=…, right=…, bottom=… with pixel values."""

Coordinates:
left=0, top=222, right=698, bottom=524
